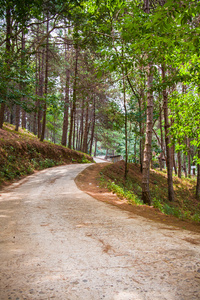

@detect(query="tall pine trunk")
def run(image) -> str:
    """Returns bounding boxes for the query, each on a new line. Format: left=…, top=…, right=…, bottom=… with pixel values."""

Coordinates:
left=177, top=150, right=182, bottom=178
left=82, top=99, right=89, bottom=154
left=33, top=49, right=38, bottom=135
left=162, top=64, right=175, bottom=202
left=40, top=15, right=49, bottom=142
left=122, top=64, right=128, bottom=180
left=89, top=97, right=96, bottom=156
left=0, top=5, right=11, bottom=129
left=38, top=48, right=44, bottom=138
left=183, top=151, right=187, bottom=177
left=61, top=39, right=70, bottom=146
left=68, top=45, right=78, bottom=149
left=196, top=150, right=200, bottom=200
left=72, top=109, right=76, bottom=149
left=142, top=62, right=153, bottom=205
left=80, top=97, right=85, bottom=150
left=187, top=138, right=191, bottom=177
left=159, top=103, right=164, bottom=171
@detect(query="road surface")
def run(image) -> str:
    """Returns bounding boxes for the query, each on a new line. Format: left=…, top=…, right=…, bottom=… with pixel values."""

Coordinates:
left=0, top=163, right=200, bottom=300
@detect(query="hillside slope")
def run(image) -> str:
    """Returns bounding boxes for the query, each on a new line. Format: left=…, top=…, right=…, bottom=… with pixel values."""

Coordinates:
left=0, top=124, right=93, bottom=187
left=76, top=162, right=200, bottom=229
left=101, top=160, right=200, bottom=223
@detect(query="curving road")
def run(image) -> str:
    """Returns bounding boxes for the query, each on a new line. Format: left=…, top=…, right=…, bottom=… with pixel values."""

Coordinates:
left=0, top=163, right=200, bottom=300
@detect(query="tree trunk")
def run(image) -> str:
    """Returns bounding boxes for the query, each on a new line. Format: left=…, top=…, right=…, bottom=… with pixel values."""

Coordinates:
left=80, top=97, right=85, bottom=150
left=76, top=117, right=80, bottom=150
left=177, top=150, right=182, bottom=178
left=21, top=110, right=26, bottom=129
left=122, top=65, right=128, bottom=180
left=142, top=63, right=153, bottom=205
left=72, top=108, right=76, bottom=149
left=172, top=145, right=177, bottom=175
left=162, top=64, right=175, bottom=202
left=187, top=137, right=191, bottom=177
left=33, top=44, right=38, bottom=135
left=196, top=150, right=200, bottom=200
left=183, top=151, right=187, bottom=178
left=159, top=103, right=164, bottom=171
left=61, top=39, right=70, bottom=146
left=94, top=138, right=97, bottom=157
left=82, top=100, right=89, bottom=154
left=38, top=48, right=44, bottom=138
left=40, top=15, right=49, bottom=142
left=105, top=149, right=108, bottom=159
left=89, top=97, right=96, bottom=156
left=68, top=45, right=78, bottom=149
left=21, top=29, right=26, bottom=129
left=1, top=5, right=11, bottom=129
left=0, top=103, right=5, bottom=129
left=15, top=105, right=20, bottom=131
left=126, top=71, right=144, bottom=171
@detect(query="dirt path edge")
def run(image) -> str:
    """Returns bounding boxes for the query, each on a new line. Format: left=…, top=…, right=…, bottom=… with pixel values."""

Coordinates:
left=75, top=163, right=200, bottom=234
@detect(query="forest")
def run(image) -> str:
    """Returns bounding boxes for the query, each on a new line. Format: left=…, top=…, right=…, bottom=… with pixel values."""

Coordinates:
left=0, top=0, right=200, bottom=206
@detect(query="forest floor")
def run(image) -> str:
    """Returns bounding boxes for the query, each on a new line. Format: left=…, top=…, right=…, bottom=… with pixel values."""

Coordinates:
left=0, top=123, right=93, bottom=188
left=75, top=162, right=200, bottom=234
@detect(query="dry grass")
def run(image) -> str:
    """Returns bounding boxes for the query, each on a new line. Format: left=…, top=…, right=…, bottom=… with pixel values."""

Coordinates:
left=0, top=123, right=93, bottom=188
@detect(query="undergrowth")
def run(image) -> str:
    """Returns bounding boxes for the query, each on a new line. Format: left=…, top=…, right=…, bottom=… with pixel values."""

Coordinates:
left=100, top=161, right=200, bottom=223
left=0, top=124, right=93, bottom=187
left=99, top=175, right=143, bottom=206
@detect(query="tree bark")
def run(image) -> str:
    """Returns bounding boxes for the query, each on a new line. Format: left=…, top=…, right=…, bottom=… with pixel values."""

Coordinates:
left=89, top=97, right=96, bottom=156
left=122, top=65, right=128, bottom=180
left=68, top=45, right=78, bottom=149
left=162, top=64, right=175, bottom=202
left=177, top=150, right=182, bottom=178
left=126, top=71, right=144, bottom=171
left=142, top=63, right=153, bottom=205
left=159, top=103, right=164, bottom=170
left=73, top=108, right=76, bottom=149
left=183, top=151, right=187, bottom=178
left=37, top=48, right=45, bottom=138
left=0, top=5, right=11, bottom=129
left=40, top=14, right=49, bottom=142
left=79, top=97, right=85, bottom=151
left=15, top=105, right=20, bottom=131
left=196, top=150, right=200, bottom=200
left=94, top=138, right=97, bottom=157
left=105, top=149, right=108, bottom=159
left=61, top=39, right=70, bottom=146
left=187, top=138, right=191, bottom=177
left=21, top=28, right=26, bottom=130
left=82, top=100, right=89, bottom=154
left=172, top=145, right=177, bottom=175
left=22, top=110, right=26, bottom=129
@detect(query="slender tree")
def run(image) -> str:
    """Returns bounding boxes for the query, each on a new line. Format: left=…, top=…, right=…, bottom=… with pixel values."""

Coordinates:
left=162, top=64, right=175, bottom=202
left=40, top=14, right=49, bottom=142
left=0, top=4, right=11, bottom=129
left=142, top=62, right=154, bottom=205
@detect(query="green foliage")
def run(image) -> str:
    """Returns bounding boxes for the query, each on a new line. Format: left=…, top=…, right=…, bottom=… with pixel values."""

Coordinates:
left=81, top=156, right=92, bottom=163
left=169, top=87, right=200, bottom=163
left=152, top=196, right=200, bottom=222
left=100, top=175, right=142, bottom=206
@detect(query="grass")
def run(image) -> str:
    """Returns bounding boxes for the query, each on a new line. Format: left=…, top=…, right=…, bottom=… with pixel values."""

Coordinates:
left=99, top=160, right=200, bottom=223
left=0, top=123, right=93, bottom=187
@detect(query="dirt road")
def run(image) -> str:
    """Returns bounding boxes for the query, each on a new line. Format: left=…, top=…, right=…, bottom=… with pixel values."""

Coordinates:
left=0, top=164, right=200, bottom=300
